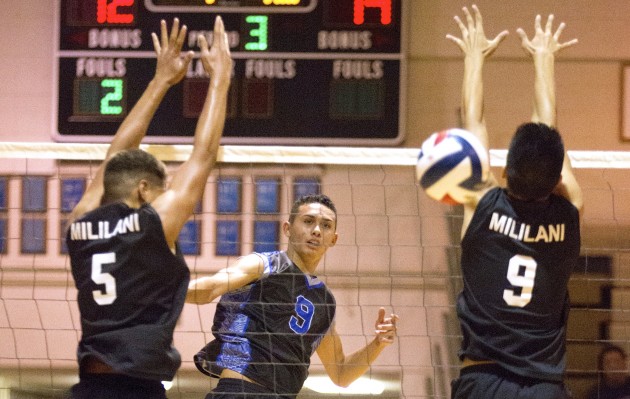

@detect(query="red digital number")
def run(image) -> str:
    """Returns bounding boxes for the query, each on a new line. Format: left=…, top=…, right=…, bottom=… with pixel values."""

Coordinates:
left=97, top=0, right=134, bottom=24
left=353, top=0, right=392, bottom=25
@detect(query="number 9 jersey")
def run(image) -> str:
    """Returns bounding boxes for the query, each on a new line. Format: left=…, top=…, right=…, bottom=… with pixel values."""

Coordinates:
left=194, top=250, right=336, bottom=397
left=458, top=187, right=580, bottom=381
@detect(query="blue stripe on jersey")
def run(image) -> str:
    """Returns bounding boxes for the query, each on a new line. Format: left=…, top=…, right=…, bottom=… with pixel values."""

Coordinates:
left=304, top=274, right=324, bottom=288
left=216, top=288, right=253, bottom=373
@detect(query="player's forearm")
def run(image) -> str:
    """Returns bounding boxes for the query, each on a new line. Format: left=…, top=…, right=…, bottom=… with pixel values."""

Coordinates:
left=532, top=51, right=556, bottom=126
left=330, top=339, right=388, bottom=388
left=461, top=54, right=489, bottom=146
left=186, top=277, right=219, bottom=304
left=190, top=79, right=230, bottom=165
left=108, top=78, right=173, bottom=154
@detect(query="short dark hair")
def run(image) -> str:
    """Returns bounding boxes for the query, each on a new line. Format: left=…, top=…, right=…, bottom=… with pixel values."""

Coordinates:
left=506, top=122, right=565, bottom=201
left=102, top=149, right=166, bottom=204
left=289, top=194, right=337, bottom=225
left=598, top=344, right=627, bottom=371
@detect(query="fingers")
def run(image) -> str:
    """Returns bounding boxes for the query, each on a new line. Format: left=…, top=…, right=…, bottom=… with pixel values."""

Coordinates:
left=534, top=14, right=542, bottom=34
left=545, top=14, right=554, bottom=35
left=471, top=4, right=483, bottom=29
left=174, top=23, right=188, bottom=52
left=197, top=34, right=209, bottom=54
left=213, top=16, right=231, bottom=54
left=151, top=32, right=160, bottom=54
left=160, top=19, right=169, bottom=50
left=169, top=17, right=181, bottom=45
left=182, top=50, right=195, bottom=66
left=375, top=312, right=398, bottom=344
left=559, top=38, right=578, bottom=51
left=491, top=30, right=509, bottom=46
left=463, top=6, right=474, bottom=30
left=376, top=307, right=385, bottom=324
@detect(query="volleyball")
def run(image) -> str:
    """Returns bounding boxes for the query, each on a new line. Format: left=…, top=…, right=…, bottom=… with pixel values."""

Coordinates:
left=416, top=128, right=490, bottom=205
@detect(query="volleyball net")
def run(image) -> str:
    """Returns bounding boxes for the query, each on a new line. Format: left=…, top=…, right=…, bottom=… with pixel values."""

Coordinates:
left=0, top=142, right=628, bottom=399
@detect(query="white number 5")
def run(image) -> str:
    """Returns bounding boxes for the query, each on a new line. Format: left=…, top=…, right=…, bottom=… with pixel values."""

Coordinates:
left=503, top=254, right=537, bottom=308
left=92, top=252, right=117, bottom=305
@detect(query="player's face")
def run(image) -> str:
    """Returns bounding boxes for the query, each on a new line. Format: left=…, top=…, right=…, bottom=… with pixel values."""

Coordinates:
left=285, top=203, right=338, bottom=258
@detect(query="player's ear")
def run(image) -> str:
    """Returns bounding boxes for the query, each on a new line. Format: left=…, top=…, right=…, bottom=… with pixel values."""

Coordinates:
left=137, top=179, right=151, bottom=203
left=329, top=232, right=338, bottom=247
left=282, top=220, right=291, bottom=238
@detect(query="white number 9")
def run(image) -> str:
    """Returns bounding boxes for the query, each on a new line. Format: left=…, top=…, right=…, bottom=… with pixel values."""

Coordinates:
left=503, top=254, right=537, bottom=308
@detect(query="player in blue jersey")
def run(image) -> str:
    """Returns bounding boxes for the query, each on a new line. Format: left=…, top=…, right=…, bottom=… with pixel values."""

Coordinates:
left=446, top=6, right=583, bottom=399
left=67, top=17, right=232, bottom=399
left=187, top=193, right=399, bottom=399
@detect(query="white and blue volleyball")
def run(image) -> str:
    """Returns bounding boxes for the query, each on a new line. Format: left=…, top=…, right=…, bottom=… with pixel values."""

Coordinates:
left=416, top=128, right=490, bottom=205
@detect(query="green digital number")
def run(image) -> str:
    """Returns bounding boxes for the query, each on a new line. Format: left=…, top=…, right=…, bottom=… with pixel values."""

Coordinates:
left=100, top=79, right=124, bottom=115
left=244, top=15, right=268, bottom=51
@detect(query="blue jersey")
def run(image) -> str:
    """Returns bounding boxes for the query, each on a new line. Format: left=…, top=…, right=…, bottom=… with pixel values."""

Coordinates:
left=67, top=203, right=190, bottom=381
left=195, top=251, right=336, bottom=397
left=458, top=187, right=580, bottom=381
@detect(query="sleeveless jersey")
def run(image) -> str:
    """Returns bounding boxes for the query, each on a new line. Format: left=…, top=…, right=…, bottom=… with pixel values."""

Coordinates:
left=195, top=251, right=336, bottom=397
left=458, top=187, right=580, bottom=381
left=67, top=202, right=190, bottom=381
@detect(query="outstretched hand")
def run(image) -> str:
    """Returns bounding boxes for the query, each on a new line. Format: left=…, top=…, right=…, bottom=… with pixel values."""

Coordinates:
left=374, top=307, right=398, bottom=345
left=199, top=16, right=233, bottom=88
left=446, top=5, right=508, bottom=58
left=517, top=14, right=577, bottom=56
left=151, top=19, right=194, bottom=87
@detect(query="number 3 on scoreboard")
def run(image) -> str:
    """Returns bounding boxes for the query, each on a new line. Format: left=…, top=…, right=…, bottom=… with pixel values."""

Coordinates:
left=503, top=254, right=537, bottom=308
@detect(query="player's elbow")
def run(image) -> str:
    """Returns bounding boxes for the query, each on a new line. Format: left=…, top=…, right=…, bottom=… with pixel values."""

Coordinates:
left=325, top=369, right=355, bottom=388
left=332, top=375, right=355, bottom=389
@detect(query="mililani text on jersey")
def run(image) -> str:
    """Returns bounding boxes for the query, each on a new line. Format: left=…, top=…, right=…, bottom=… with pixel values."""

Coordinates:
left=70, top=213, right=140, bottom=241
left=489, top=212, right=565, bottom=243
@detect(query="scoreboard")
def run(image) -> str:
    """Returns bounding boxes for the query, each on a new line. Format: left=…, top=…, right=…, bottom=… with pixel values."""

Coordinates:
left=54, top=0, right=405, bottom=145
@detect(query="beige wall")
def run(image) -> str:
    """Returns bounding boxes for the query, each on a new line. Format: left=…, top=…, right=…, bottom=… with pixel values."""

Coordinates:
left=3, top=1, right=630, bottom=150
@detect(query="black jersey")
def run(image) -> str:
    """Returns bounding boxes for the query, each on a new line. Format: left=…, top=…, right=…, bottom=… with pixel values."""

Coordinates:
left=67, top=202, right=190, bottom=381
left=195, top=251, right=336, bottom=397
left=458, top=187, right=580, bottom=381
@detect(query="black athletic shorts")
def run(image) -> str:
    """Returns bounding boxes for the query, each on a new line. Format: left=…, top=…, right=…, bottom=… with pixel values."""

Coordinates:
left=451, top=363, right=572, bottom=399
left=70, top=373, right=166, bottom=399
left=206, top=378, right=294, bottom=399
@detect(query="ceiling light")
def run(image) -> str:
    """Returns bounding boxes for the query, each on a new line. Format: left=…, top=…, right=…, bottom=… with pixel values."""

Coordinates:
left=302, top=376, right=385, bottom=395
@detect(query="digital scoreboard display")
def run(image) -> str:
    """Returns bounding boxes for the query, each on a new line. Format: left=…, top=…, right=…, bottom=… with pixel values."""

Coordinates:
left=54, top=0, right=405, bottom=145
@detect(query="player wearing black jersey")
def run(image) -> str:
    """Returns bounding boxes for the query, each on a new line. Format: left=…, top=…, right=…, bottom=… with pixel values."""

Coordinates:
left=446, top=6, right=583, bottom=399
left=67, top=17, right=232, bottom=399
left=187, top=194, right=399, bottom=399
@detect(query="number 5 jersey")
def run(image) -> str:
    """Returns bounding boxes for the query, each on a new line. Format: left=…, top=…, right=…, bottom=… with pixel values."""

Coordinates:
left=67, top=202, right=190, bottom=381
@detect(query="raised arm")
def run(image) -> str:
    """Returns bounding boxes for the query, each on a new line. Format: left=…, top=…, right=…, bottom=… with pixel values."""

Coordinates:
left=446, top=5, right=507, bottom=149
left=69, top=19, right=193, bottom=222
left=151, top=16, right=233, bottom=248
left=518, top=15, right=583, bottom=214
left=316, top=308, right=398, bottom=388
left=446, top=5, right=506, bottom=231
left=517, top=14, right=577, bottom=126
